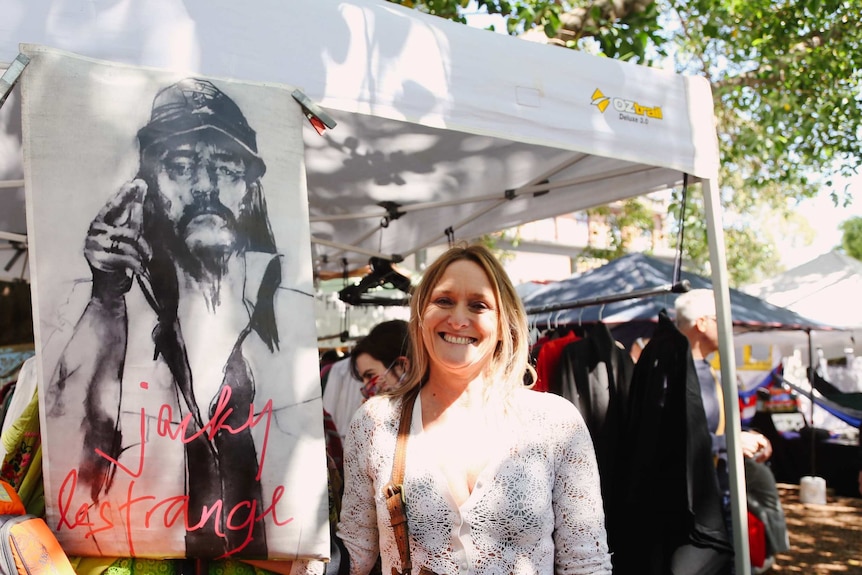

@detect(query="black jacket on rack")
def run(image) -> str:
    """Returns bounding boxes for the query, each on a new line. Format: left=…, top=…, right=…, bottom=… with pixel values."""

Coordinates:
left=610, top=310, right=732, bottom=575
left=0, top=280, right=34, bottom=346
left=551, top=322, right=634, bottom=560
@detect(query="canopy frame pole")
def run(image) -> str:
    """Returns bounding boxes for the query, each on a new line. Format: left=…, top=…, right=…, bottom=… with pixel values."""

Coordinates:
left=308, top=153, right=590, bottom=225
left=0, top=231, right=26, bottom=243
left=512, top=164, right=669, bottom=196
left=313, top=168, right=691, bottom=272
left=807, top=329, right=817, bottom=474
left=311, top=158, right=690, bottom=270
left=311, top=237, right=395, bottom=263
left=703, top=175, right=751, bottom=575
left=315, top=152, right=593, bottom=266
left=523, top=281, right=691, bottom=316
left=522, top=172, right=695, bottom=318
left=399, top=154, right=645, bottom=259
left=308, top=163, right=672, bottom=225
left=315, top=222, right=394, bottom=264
left=406, top=198, right=510, bottom=257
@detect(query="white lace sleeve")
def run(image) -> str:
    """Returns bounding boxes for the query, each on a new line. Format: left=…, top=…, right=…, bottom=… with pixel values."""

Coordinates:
left=548, top=395, right=614, bottom=575
left=338, top=390, right=611, bottom=575
left=337, top=398, right=388, bottom=575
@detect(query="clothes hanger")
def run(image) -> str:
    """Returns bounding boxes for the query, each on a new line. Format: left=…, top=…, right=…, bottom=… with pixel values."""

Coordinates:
left=338, top=257, right=412, bottom=306
left=554, top=310, right=563, bottom=331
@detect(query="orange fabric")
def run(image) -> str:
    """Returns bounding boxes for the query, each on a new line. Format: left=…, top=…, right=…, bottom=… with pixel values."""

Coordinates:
left=0, top=480, right=25, bottom=516
left=6, top=515, right=76, bottom=574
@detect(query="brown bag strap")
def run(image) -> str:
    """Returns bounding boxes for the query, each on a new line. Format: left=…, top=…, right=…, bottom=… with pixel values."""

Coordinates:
left=383, top=386, right=420, bottom=575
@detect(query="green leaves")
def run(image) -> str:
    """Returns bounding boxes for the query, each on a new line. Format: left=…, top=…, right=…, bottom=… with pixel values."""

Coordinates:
left=389, top=0, right=862, bottom=283
left=840, top=217, right=862, bottom=261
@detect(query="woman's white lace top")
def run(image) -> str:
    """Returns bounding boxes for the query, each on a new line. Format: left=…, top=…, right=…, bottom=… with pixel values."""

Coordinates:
left=337, top=387, right=613, bottom=575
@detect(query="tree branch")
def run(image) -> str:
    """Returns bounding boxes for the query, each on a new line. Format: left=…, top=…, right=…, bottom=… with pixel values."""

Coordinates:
left=559, top=0, right=655, bottom=34
left=520, top=0, right=655, bottom=44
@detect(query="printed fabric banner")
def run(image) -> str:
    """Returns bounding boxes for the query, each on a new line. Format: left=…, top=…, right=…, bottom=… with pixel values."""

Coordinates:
left=21, top=44, right=330, bottom=561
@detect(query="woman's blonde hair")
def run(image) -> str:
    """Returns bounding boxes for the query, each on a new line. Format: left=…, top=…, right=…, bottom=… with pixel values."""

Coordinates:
left=393, top=243, right=535, bottom=398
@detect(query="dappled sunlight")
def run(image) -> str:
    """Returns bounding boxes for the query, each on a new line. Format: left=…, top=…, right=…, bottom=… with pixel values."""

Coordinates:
left=771, top=484, right=862, bottom=574
left=45, top=0, right=200, bottom=70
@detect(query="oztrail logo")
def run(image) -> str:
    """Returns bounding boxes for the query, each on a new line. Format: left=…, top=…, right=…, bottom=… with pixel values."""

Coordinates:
left=591, top=88, right=663, bottom=124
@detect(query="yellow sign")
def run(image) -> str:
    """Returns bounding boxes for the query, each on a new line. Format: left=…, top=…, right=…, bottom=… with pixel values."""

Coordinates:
left=591, top=88, right=663, bottom=120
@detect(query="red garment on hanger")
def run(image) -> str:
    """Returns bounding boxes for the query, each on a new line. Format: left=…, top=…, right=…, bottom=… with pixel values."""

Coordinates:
left=533, top=330, right=579, bottom=393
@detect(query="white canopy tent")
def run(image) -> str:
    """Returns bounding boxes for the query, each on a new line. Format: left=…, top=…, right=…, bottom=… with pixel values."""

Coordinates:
left=737, top=250, right=862, bottom=434
left=743, top=250, right=862, bottom=356
left=745, top=250, right=862, bottom=328
left=0, top=0, right=751, bottom=571
left=0, top=0, right=723, bottom=279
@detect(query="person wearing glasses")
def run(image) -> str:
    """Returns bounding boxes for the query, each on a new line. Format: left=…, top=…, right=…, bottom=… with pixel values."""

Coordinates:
left=349, top=320, right=412, bottom=401
left=675, top=290, right=774, bottom=464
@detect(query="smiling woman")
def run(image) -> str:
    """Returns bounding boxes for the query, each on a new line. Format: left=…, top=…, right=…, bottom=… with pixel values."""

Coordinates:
left=336, top=242, right=613, bottom=575
left=418, top=258, right=501, bottom=387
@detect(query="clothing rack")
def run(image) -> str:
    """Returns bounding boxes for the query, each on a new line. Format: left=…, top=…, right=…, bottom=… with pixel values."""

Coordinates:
left=523, top=280, right=691, bottom=316
left=524, top=175, right=692, bottom=318
left=316, top=330, right=363, bottom=344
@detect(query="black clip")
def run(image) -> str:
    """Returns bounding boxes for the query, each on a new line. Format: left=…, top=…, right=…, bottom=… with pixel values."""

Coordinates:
left=532, top=178, right=550, bottom=198
left=378, top=201, right=404, bottom=228
left=3, top=241, right=26, bottom=273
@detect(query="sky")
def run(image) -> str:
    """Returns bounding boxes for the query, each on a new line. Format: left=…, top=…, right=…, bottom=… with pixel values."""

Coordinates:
left=776, top=173, right=862, bottom=269
left=463, top=5, right=506, bottom=31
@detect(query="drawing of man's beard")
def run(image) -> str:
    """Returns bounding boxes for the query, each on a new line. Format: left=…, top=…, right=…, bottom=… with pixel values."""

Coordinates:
left=177, top=200, right=240, bottom=276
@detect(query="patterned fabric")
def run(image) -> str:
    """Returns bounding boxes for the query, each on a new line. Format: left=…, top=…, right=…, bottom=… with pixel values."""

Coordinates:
left=338, top=388, right=612, bottom=575
left=0, top=344, right=34, bottom=386
left=78, top=557, right=291, bottom=575
left=0, top=387, right=43, bottom=516
left=6, top=516, right=77, bottom=575
left=104, top=558, right=178, bottom=574
left=208, top=559, right=283, bottom=575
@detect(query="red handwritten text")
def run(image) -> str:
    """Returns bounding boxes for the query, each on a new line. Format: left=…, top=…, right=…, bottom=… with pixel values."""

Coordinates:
left=55, top=384, right=296, bottom=559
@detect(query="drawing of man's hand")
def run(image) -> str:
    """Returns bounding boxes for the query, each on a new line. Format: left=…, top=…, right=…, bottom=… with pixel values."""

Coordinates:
left=85, top=180, right=152, bottom=301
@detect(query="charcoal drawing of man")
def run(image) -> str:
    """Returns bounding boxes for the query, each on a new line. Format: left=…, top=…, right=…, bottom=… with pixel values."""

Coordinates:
left=44, top=78, right=314, bottom=559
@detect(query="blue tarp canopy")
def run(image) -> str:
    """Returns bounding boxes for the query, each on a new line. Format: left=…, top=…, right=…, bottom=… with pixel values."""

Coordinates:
left=521, top=253, right=834, bottom=332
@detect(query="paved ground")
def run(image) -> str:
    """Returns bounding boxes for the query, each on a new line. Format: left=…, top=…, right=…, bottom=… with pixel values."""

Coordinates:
left=770, top=483, right=862, bottom=574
